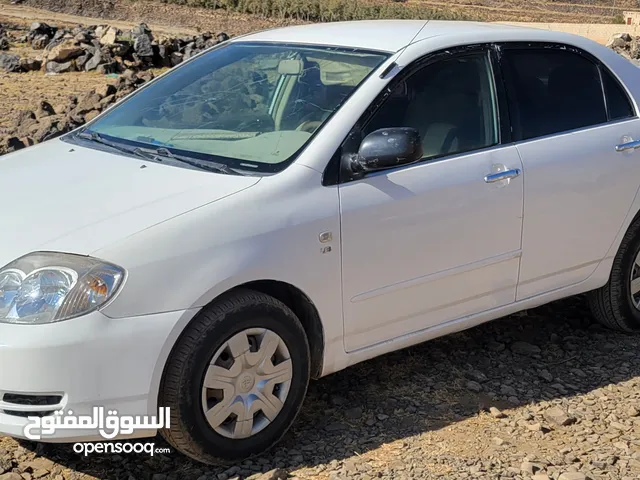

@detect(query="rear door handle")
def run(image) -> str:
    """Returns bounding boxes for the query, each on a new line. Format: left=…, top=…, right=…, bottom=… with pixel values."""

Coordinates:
left=484, top=169, right=521, bottom=184
left=616, top=140, right=640, bottom=152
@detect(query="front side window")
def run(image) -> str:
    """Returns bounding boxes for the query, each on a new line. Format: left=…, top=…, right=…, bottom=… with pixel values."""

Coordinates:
left=82, top=42, right=389, bottom=172
left=355, top=52, right=499, bottom=162
left=502, top=48, right=608, bottom=141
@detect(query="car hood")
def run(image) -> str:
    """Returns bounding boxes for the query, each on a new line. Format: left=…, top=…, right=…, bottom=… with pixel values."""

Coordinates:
left=0, top=139, right=260, bottom=267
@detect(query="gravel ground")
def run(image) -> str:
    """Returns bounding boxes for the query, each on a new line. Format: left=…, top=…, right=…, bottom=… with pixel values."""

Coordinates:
left=1, top=296, right=639, bottom=480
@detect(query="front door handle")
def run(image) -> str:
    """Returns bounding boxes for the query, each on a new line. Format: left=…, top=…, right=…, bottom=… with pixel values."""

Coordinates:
left=616, top=140, right=640, bottom=152
left=484, top=169, right=521, bottom=184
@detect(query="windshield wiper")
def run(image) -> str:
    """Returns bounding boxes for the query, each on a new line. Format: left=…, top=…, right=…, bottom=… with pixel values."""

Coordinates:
left=77, top=131, right=241, bottom=175
left=132, top=147, right=238, bottom=175
left=76, top=130, right=145, bottom=158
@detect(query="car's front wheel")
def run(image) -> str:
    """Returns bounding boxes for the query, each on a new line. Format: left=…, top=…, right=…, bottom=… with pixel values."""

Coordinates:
left=588, top=217, right=640, bottom=332
left=159, top=289, right=310, bottom=465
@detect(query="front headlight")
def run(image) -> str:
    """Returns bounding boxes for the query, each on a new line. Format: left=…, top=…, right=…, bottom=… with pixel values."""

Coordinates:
left=0, top=252, right=124, bottom=325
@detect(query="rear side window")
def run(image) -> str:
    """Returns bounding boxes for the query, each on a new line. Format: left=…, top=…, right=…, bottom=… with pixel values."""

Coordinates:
left=602, top=68, right=634, bottom=121
left=502, top=48, right=607, bottom=141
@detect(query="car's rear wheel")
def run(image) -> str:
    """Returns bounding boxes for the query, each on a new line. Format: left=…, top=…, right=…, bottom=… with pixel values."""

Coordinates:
left=159, top=289, right=310, bottom=465
left=588, top=217, right=640, bottom=332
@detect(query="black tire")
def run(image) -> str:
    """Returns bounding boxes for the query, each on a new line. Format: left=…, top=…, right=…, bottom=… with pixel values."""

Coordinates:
left=588, top=216, right=640, bottom=332
left=159, top=289, right=310, bottom=465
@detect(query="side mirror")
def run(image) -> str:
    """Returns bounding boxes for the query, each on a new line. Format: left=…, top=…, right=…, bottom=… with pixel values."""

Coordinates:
left=350, top=127, right=423, bottom=173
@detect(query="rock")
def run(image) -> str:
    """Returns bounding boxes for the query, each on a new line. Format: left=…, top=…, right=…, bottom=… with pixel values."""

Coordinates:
left=19, top=57, right=41, bottom=71
left=154, top=44, right=171, bottom=67
left=532, top=474, right=551, bottom=480
left=466, top=381, right=482, bottom=392
left=250, top=469, right=287, bottom=480
left=84, top=51, right=103, bottom=71
left=558, top=473, right=590, bottom=480
left=217, top=32, right=230, bottom=43
left=83, top=110, right=101, bottom=122
left=45, top=60, right=74, bottom=74
left=170, top=51, right=183, bottom=66
left=73, top=29, right=93, bottom=44
left=28, top=22, right=54, bottom=35
left=35, top=114, right=71, bottom=143
left=25, top=459, right=54, bottom=474
left=110, top=41, right=132, bottom=58
left=526, top=422, right=544, bottom=432
left=133, top=34, right=153, bottom=58
left=75, top=92, right=102, bottom=114
left=100, top=27, right=119, bottom=46
left=0, top=53, right=20, bottom=72
left=31, top=34, right=50, bottom=49
left=544, top=406, right=576, bottom=426
left=95, top=84, right=116, bottom=98
left=1, top=137, right=26, bottom=153
left=511, top=341, right=541, bottom=355
left=99, top=94, right=116, bottom=109
left=344, top=407, right=362, bottom=420
left=500, top=384, right=517, bottom=397
left=521, top=462, right=541, bottom=475
left=35, top=100, right=56, bottom=118
left=324, top=422, right=346, bottom=432
left=13, top=109, right=36, bottom=128
left=132, top=23, right=152, bottom=39
left=0, top=455, right=11, bottom=474
left=608, top=36, right=629, bottom=49
left=492, top=436, right=506, bottom=446
left=489, top=407, right=507, bottom=419
left=184, top=42, right=196, bottom=60
left=0, top=38, right=9, bottom=51
left=608, top=33, right=632, bottom=48
left=539, top=369, right=554, bottom=382
left=96, top=62, right=118, bottom=74
left=627, top=406, right=639, bottom=417
left=46, top=39, right=84, bottom=62
left=0, top=473, right=23, bottom=480
left=75, top=53, right=90, bottom=69
left=27, top=22, right=55, bottom=46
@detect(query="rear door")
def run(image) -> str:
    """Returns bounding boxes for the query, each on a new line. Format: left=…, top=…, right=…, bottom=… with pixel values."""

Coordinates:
left=498, top=43, right=640, bottom=300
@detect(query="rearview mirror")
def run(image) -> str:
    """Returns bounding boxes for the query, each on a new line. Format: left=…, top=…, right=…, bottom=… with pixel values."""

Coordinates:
left=351, top=128, right=423, bottom=173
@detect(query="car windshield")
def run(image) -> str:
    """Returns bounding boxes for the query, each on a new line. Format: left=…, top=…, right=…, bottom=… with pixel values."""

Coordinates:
left=80, top=42, right=389, bottom=172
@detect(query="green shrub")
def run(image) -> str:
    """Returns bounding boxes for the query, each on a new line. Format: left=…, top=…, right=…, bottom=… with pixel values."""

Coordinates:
left=613, top=13, right=626, bottom=25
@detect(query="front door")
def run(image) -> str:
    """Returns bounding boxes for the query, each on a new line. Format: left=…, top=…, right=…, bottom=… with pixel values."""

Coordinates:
left=338, top=48, right=525, bottom=352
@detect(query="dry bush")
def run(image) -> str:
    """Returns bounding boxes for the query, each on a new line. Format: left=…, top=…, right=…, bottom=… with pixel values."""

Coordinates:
left=156, top=0, right=481, bottom=22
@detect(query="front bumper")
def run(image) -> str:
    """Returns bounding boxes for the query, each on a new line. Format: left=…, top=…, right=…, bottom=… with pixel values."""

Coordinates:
left=0, top=309, right=193, bottom=442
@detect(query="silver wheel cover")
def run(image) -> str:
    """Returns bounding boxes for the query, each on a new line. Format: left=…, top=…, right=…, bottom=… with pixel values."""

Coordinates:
left=201, top=328, right=293, bottom=439
left=631, top=250, right=640, bottom=309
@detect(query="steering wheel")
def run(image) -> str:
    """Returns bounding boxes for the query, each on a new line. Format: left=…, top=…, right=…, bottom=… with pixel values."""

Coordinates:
left=296, top=120, right=322, bottom=134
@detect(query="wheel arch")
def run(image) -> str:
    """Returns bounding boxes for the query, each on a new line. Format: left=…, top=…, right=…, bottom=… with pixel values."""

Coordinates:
left=155, top=279, right=326, bottom=412
left=236, top=280, right=325, bottom=380
left=592, top=190, right=640, bottom=287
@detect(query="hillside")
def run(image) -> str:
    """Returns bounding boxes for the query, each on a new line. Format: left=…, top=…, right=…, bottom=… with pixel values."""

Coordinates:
left=19, top=0, right=640, bottom=28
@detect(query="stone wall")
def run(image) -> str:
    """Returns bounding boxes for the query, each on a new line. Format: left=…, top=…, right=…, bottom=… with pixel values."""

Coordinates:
left=497, top=22, right=640, bottom=45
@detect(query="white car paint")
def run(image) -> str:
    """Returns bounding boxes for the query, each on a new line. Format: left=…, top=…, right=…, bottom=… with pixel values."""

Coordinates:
left=1, top=20, right=640, bottom=443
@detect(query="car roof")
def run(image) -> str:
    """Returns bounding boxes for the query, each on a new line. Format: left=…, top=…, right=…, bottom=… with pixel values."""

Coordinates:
left=234, top=20, right=561, bottom=53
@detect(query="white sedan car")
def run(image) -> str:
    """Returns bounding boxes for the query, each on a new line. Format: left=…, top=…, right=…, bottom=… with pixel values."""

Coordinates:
left=1, top=19, right=640, bottom=464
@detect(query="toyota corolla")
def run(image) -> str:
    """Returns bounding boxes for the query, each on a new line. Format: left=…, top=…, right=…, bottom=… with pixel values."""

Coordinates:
left=1, top=20, right=640, bottom=464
